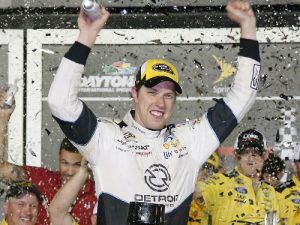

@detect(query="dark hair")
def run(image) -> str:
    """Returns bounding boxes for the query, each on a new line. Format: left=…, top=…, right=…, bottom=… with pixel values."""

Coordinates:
left=133, top=82, right=142, bottom=95
left=201, top=162, right=218, bottom=173
left=5, top=181, right=43, bottom=203
left=262, top=154, right=285, bottom=178
left=59, top=137, right=79, bottom=154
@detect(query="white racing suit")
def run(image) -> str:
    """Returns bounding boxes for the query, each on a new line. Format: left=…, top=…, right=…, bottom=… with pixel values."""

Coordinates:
left=48, top=38, right=260, bottom=225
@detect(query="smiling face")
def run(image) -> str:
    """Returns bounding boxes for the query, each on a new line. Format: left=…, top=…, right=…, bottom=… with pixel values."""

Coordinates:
left=237, top=148, right=264, bottom=180
left=59, top=149, right=82, bottom=184
left=4, top=194, right=39, bottom=225
left=131, top=81, right=176, bottom=130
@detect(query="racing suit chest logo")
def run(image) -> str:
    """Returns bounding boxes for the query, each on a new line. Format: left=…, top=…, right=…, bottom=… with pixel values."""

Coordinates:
left=116, top=131, right=152, bottom=156
left=235, top=187, right=248, bottom=194
left=162, top=124, right=188, bottom=159
left=144, top=164, right=171, bottom=192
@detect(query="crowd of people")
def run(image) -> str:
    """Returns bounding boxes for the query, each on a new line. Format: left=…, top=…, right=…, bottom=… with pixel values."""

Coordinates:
left=0, top=0, right=299, bottom=225
left=0, top=95, right=96, bottom=224
left=187, top=137, right=300, bottom=225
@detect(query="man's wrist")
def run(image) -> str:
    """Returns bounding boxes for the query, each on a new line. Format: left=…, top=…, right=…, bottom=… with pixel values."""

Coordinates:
left=78, top=31, right=98, bottom=48
left=240, top=19, right=257, bottom=40
left=78, top=167, right=89, bottom=177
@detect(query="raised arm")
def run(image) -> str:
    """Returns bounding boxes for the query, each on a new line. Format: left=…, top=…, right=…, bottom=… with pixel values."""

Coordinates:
left=222, top=0, right=260, bottom=123
left=189, top=1, right=261, bottom=165
left=0, top=91, right=26, bottom=183
left=47, top=7, right=110, bottom=146
left=49, top=157, right=90, bottom=225
left=204, top=1, right=260, bottom=144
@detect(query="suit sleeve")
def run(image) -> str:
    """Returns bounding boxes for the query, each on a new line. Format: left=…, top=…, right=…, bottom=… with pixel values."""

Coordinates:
left=48, top=42, right=98, bottom=146
left=187, top=38, right=260, bottom=166
left=207, top=38, right=260, bottom=143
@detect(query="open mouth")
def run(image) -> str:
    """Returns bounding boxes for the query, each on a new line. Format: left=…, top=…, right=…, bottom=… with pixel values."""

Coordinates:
left=20, top=217, right=32, bottom=223
left=150, top=110, right=164, bottom=118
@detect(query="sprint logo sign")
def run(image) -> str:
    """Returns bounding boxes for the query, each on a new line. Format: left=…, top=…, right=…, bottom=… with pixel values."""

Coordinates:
left=212, top=55, right=236, bottom=95
left=80, top=61, right=137, bottom=93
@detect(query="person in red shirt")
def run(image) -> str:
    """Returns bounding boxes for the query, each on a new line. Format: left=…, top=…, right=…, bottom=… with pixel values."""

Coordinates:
left=0, top=91, right=96, bottom=225
left=23, top=138, right=96, bottom=225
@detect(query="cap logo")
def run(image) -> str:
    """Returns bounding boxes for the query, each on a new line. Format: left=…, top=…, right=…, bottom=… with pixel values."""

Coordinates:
left=242, top=133, right=259, bottom=141
left=152, top=64, right=174, bottom=76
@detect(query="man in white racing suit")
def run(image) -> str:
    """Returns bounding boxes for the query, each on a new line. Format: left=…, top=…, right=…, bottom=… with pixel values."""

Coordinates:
left=48, top=1, right=261, bottom=224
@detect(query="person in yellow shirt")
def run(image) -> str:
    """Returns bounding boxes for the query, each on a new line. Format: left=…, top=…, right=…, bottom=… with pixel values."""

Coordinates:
left=276, top=144, right=300, bottom=225
left=188, top=199, right=207, bottom=225
left=49, top=157, right=92, bottom=225
left=188, top=153, right=219, bottom=225
left=276, top=174, right=300, bottom=225
left=261, top=153, right=285, bottom=224
left=202, top=129, right=279, bottom=225
left=293, top=212, right=300, bottom=225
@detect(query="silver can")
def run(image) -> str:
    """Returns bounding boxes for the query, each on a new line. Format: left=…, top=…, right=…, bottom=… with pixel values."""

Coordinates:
left=264, top=211, right=277, bottom=225
left=82, top=0, right=101, bottom=20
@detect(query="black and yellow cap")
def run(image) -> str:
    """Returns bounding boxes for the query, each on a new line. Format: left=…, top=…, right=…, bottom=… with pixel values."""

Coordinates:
left=234, top=129, right=267, bottom=156
left=135, top=59, right=182, bottom=94
left=5, top=181, right=43, bottom=203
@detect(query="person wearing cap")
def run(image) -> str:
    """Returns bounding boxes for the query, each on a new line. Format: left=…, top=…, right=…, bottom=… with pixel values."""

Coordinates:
left=188, top=153, right=219, bottom=225
left=0, top=93, right=96, bottom=225
left=275, top=143, right=300, bottom=225
left=201, top=129, right=279, bottom=225
left=2, top=181, right=43, bottom=225
left=48, top=1, right=260, bottom=224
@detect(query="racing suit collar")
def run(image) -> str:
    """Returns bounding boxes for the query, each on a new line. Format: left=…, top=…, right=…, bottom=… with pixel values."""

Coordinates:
left=123, top=110, right=163, bottom=138
left=236, top=167, right=262, bottom=188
